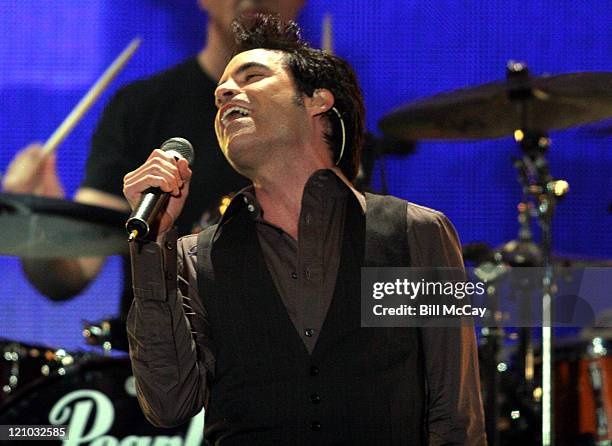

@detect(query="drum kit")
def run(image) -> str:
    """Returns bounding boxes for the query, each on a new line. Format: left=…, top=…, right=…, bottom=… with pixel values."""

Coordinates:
left=1, top=55, right=611, bottom=444
left=380, top=61, right=612, bottom=446
left=0, top=195, right=205, bottom=440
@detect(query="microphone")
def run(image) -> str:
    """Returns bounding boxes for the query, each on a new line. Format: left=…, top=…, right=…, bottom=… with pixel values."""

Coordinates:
left=126, top=137, right=194, bottom=241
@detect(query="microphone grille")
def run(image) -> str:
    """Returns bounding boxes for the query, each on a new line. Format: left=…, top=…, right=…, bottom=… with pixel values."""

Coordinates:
left=160, top=137, right=195, bottom=165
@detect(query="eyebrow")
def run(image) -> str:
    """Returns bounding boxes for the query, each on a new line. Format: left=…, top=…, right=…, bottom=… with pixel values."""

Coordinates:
left=217, top=62, right=271, bottom=86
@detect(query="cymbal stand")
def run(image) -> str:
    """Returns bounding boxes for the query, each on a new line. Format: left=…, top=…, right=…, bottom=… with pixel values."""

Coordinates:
left=506, top=61, right=570, bottom=446
left=509, top=155, right=539, bottom=391
left=499, top=189, right=543, bottom=443
left=477, top=276, right=505, bottom=446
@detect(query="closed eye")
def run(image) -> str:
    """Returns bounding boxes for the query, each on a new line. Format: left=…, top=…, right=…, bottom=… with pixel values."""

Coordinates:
left=245, top=73, right=264, bottom=81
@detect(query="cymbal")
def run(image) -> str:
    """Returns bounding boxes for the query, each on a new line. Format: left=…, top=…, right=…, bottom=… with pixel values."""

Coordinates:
left=0, top=192, right=129, bottom=258
left=379, top=72, right=612, bottom=141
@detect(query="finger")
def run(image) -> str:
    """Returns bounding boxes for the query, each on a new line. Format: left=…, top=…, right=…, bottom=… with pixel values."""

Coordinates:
left=124, top=156, right=180, bottom=185
left=146, top=148, right=181, bottom=165
left=38, top=170, right=65, bottom=198
left=176, top=158, right=192, bottom=183
left=153, top=162, right=182, bottom=193
left=42, top=152, right=57, bottom=172
left=20, top=142, right=44, bottom=156
left=124, top=174, right=175, bottom=206
left=124, top=155, right=173, bottom=182
left=9, top=143, right=44, bottom=169
left=133, top=164, right=181, bottom=196
left=37, top=153, right=65, bottom=198
left=123, top=162, right=182, bottom=196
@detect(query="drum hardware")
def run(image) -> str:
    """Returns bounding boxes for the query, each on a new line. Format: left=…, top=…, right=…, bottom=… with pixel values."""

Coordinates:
left=503, top=127, right=548, bottom=418
left=378, top=71, right=612, bottom=141
left=550, top=338, right=612, bottom=446
left=467, top=61, right=578, bottom=446
left=0, top=357, right=202, bottom=443
left=469, top=242, right=545, bottom=446
left=1, top=341, right=77, bottom=406
left=0, top=192, right=129, bottom=258
left=81, top=316, right=132, bottom=353
left=355, top=133, right=417, bottom=194
left=587, top=338, right=612, bottom=446
left=505, top=60, right=572, bottom=446
left=472, top=261, right=507, bottom=446
left=385, top=61, right=612, bottom=445
left=469, top=255, right=541, bottom=446
left=82, top=319, right=114, bottom=355
left=480, top=324, right=504, bottom=446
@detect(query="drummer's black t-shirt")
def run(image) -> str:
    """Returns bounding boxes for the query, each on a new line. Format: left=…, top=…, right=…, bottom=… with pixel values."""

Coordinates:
left=81, top=58, right=248, bottom=341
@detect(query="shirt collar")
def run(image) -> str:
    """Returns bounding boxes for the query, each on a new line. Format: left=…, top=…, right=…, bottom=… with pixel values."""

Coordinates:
left=218, top=169, right=366, bottom=228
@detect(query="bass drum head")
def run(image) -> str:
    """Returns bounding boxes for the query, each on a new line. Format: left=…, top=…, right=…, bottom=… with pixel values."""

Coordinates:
left=0, top=357, right=204, bottom=445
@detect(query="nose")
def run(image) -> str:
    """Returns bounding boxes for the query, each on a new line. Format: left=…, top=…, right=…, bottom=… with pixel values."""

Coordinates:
left=215, top=80, right=240, bottom=108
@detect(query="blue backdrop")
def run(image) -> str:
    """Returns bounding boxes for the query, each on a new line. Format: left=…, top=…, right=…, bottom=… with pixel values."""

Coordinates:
left=1, top=0, right=610, bottom=350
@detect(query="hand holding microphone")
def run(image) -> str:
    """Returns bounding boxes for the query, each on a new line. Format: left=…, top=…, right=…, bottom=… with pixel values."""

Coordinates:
left=123, top=137, right=194, bottom=241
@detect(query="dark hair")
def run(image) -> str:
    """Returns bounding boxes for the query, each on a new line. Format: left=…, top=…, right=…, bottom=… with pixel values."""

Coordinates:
left=231, top=14, right=365, bottom=181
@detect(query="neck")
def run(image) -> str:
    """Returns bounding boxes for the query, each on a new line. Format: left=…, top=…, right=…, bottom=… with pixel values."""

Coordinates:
left=252, top=170, right=310, bottom=241
left=197, top=24, right=233, bottom=81
left=251, top=157, right=344, bottom=240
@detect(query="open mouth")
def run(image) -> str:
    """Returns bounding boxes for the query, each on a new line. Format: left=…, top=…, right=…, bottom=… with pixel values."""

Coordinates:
left=221, top=106, right=250, bottom=127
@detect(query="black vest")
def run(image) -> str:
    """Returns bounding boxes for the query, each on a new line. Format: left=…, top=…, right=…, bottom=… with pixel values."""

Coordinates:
left=197, top=193, right=426, bottom=445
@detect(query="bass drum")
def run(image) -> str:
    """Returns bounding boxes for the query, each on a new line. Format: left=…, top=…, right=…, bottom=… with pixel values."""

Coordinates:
left=0, top=357, right=204, bottom=445
left=555, top=338, right=612, bottom=446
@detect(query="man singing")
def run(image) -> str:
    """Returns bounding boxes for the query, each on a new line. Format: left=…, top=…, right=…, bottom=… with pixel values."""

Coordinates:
left=124, top=14, right=486, bottom=445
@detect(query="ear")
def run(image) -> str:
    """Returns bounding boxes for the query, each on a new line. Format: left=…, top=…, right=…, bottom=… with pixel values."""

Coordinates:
left=305, top=89, right=335, bottom=117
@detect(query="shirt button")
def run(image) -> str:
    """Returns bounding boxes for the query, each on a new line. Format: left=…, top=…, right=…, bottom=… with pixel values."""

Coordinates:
left=309, top=421, right=321, bottom=431
left=247, top=204, right=255, bottom=212
left=310, top=366, right=320, bottom=376
left=291, top=272, right=298, bottom=280
left=304, top=328, right=315, bottom=337
left=310, top=393, right=321, bottom=404
left=164, top=242, right=174, bottom=251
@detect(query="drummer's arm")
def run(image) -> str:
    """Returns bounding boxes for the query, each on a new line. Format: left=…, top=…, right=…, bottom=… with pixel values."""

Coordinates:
left=20, top=187, right=130, bottom=300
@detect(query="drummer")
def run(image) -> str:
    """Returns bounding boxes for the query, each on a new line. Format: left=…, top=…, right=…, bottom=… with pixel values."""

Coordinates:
left=2, top=0, right=306, bottom=350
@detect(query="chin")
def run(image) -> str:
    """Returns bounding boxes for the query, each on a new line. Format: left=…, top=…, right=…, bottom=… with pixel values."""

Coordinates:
left=222, top=141, right=253, bottom=173
left=225, top=154, right=256, bottom=180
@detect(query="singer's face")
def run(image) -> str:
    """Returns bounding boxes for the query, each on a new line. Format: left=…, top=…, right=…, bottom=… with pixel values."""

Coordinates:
left=200, top=0, right=305, bottom=32
left=214, top=49, right=310, bottom=175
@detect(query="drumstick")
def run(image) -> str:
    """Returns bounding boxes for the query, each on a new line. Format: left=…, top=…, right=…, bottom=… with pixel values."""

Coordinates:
left=321, top=13, right=334, bottom=54
left=41, top=37, right=142, bottom=156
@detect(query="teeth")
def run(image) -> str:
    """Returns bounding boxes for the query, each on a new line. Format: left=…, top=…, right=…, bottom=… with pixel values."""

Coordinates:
left=221, top=106, right=250, bottom=125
